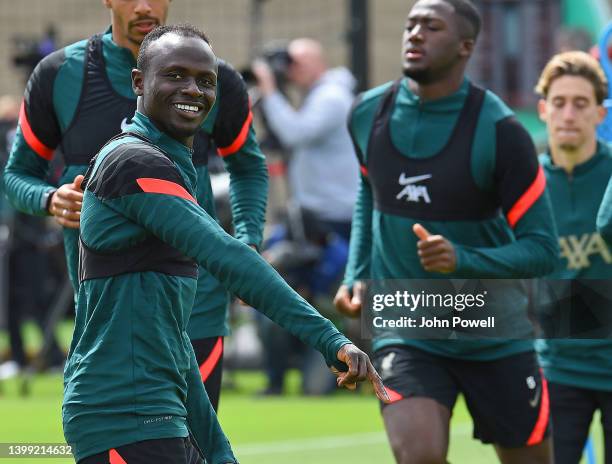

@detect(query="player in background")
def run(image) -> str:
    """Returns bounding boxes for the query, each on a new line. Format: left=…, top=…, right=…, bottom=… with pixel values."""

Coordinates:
left=334, top=0, right=557, bottom=462
left=537, top=51, right=612, bottom=463
left=2, top=0, right=267, bottom=410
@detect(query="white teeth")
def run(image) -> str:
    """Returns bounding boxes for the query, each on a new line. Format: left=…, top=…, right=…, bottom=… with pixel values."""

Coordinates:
left=174, top=103, right=199, bottom=113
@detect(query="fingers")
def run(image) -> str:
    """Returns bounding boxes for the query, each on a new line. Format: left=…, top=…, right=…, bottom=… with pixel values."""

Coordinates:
left=51, top=196, right=82, bottom=213
left=418, top=241, right=451, bottom=258
left=50, top=207, right=81, bottom=228
left=335, top=345, right=367, bottom=388
left=334, top=285, right=362, bottom=318
left=421, top=261, right=453, bottom=273
left=48, top=181, right=85, bottom=228
left=352, top=281, right=364, bottom=306
left=367, top=360, right=391, bottom=404
left=52, top=215, right=81, bottom=229
left=331, top=345, right=391, bottom=403
left=333, top=345, right=390, bottom=403
left=49, top=199, right=81, bottom=220
left=73, top=174, right=85, bottom=191
left=56, top=188, right=84, bottom=204
left=358, top=352, right=367, bottom=379
left=48, top=182, right=84, bottom=228
left=413, top=225, right=457, bottom=273
left=412, top=223, right=431, bottom=241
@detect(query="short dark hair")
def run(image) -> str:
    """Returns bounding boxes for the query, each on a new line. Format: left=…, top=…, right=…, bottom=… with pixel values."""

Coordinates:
left=137, top=24, right=212, bottom=74
left=442, top=0, right=482, bottom=41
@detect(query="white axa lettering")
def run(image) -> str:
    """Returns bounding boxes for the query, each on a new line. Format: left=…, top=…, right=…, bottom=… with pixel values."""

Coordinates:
left=559, top=232, right=612, bottom=269
left=396, top=173, right=432, bottom=203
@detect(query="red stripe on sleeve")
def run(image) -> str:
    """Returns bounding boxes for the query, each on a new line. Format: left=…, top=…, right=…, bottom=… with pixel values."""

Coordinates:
left=136, top=178, right=196, bottom=203
left=526, top=371, right=550, bottom=446
left=18, top=101, right=54, bottom=160
left=506, top=166, right=546, bottom=228
left=217, top=110, right=254, bottom=157
left=199, top=337, right=224, bottom=382
left=360, top=165, right=369, bottom=177
left=109, top=449, right=127, bottom=464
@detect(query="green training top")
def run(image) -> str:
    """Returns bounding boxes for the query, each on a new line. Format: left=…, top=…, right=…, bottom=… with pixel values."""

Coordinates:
left=64, top=112, right=349, bottom=462
left=537, top=142, right=612, bottom=391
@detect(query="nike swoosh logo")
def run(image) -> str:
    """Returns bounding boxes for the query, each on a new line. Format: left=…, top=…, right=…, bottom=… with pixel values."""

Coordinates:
left=529, top=385, right=541, bottom=408
left=120, top=117, right=131, bottom=131
left=398, top=173, right=432, bottom=185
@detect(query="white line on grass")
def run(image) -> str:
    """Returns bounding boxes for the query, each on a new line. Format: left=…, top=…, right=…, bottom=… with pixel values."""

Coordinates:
left=235, top=432, right=386, bottom=456
left=235, top=425, right=473, bottom=456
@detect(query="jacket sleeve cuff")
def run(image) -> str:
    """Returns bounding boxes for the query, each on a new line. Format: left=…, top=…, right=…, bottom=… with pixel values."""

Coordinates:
left=39, top=188, right=56, bottom=215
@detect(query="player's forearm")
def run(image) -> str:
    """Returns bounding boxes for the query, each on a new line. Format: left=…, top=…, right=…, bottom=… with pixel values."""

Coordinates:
left=3, top=134, right=54, bottom=215
left=197, top=237, right=350, bottom=367
left=185, top=346, right=237, bottom=464
left=118, top=195, right=350, bottom=367
left=224, top=140, right=268, bottom=247
left=343, top=178, right=373, bottom=286
left=455, top=197, right=559, bottom=278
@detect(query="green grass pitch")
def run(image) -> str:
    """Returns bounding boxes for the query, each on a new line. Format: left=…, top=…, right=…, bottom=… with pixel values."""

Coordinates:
left=0, top=323, right=604, bottom=463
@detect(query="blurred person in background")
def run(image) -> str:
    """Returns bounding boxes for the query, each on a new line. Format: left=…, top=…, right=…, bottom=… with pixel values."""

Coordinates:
left=2, top=0, right=268, bottom=411
left=0, top=95, right=65, bottom=379
left=251, top=38, right=360, bottom=395
left=0, top=95, right=20, bottom=378
left=252, top=38, right=359, bottom=242
left=555, top=27, right=593, bottom=54
left=535, top=51, right=612, bottom=464
left=334, top=0, right=557, bottom=462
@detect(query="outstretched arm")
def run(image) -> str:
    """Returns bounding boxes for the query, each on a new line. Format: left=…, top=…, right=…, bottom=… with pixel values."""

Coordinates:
left=84, top=147, right=388, bottom=400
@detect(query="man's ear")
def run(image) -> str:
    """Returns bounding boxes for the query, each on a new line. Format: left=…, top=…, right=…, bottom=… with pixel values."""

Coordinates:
left=597, top=104, right=607, bottom=125
left=537, top=98, right=548, bottom=123
left=459, top=39, right=474, bottom=58
left=102, top=0, right=111, bottom=9
left=132, top=69, right=144, bottom=96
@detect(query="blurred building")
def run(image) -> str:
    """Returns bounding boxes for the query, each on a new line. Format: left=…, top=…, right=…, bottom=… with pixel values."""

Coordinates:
left=0, top=0, right=609, bottom=142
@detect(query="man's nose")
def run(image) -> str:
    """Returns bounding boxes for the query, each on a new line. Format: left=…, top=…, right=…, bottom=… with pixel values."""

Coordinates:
left=562, top=104, right=577, bottom=121
left=181, top=78, right=204, bottom=97
left=134, top=0, right=153, bottom=15
left=408, top=24, right=424, bottom=42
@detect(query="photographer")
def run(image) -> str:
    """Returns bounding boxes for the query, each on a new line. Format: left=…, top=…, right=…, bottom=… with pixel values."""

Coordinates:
left=252, top=38, right=359, bottom=241
left=252, top=38, right=360, bottom=395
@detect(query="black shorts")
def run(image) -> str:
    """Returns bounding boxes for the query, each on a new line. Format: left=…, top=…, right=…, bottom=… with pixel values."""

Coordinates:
left=78, top=437, right=203, bottom=464
left=191, top=336, right=224, bottom=412
left=373, top=345, right=550, bottom=448
left=548, top=381, right=612, bottom=464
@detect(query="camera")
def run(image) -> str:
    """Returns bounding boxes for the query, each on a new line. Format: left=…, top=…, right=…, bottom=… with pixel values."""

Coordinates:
left=241, top=43, right=292, bottom=90
left=241, top=43, right=293, bottom=152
